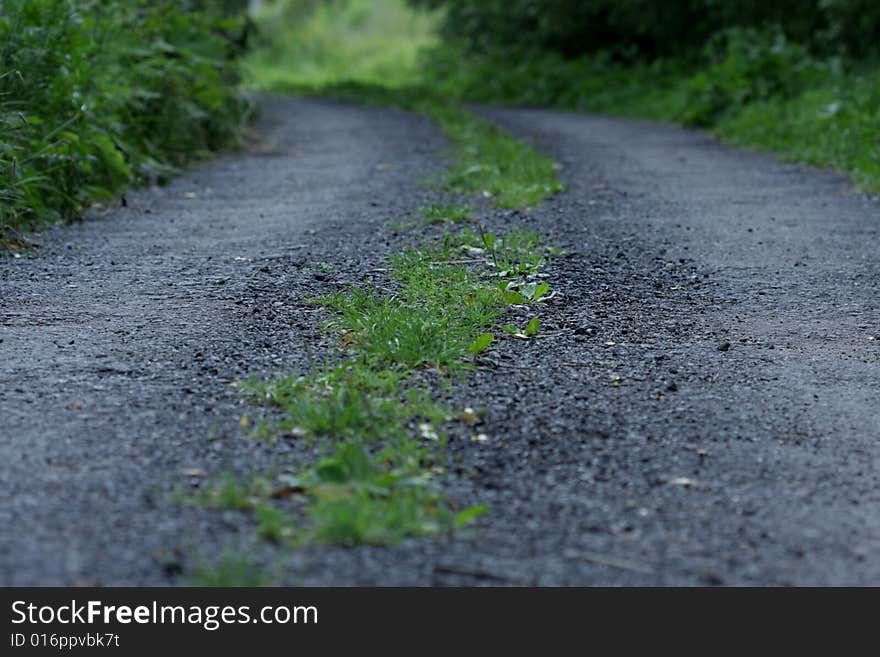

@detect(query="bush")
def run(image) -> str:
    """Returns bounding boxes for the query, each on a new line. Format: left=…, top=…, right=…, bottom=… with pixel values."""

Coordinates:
left=0, top=1, right=249, bottom=240
left=411, top=0, right=880, bottom=59
left=681, top=28, right=829, bottom=126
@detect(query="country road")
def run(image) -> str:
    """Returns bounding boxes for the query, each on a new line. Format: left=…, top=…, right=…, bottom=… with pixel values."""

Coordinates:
left=1, top=95, right=879, bottom=585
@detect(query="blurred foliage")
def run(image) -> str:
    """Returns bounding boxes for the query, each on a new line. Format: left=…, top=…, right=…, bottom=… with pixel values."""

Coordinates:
left=244, top=0, right=440, bottom=89
left=410, top=0, right=880, bottom=59
left=0, top=0, right=249, bottom=241
left=680, top=28, right=832, bottom=126
left=412, top=1, right=880, bottom=191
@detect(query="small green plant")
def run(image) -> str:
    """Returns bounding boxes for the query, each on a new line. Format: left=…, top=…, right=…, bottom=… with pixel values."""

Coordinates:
left=524, top=317, right=541, bottom=337
left=501, top=317, right=541, bottom=338
left=468, top=332, right=494, bottom=354
left=308, top=485, right=458, bottom=545
left=241, top=365, right=447, bottom=441
left=189, top=550, right=272, bottom=587
left=321, top=251, right=505, bottom=369
left=255, top=503, right=289, bottom=542
left=419, top=203, right=472, bottom=225
left=185, top=473, right=273, bottom=511
left=431, top=101, right=564, bottom=207
left=299, top=442, right=477, bottom=545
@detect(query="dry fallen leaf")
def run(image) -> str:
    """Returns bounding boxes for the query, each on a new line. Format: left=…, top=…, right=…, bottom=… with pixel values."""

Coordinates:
left=459, top=407, right=479, bottom=425
left=269, top=485, right=306, bottom=499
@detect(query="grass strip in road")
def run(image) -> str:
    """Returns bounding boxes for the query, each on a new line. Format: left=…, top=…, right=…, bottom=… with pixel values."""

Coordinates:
left=186, top=225, right=557, bottom=554
left=245, top=0, right=563, bottom=208
left=253, top=80, right=564, bottom=209
left=184, top=82, right=564, bottom=575
left=245, top=0, right=562, bottom=206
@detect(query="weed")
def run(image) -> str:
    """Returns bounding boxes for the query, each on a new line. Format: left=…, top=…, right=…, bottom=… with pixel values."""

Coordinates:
left=188, top=473, right=272, bottom=511
left=298, top=442, right=465, bottom=545
left=419, top=203, right=472, bottom=225
left=241, top=365, right=447, bottom=442
left=255, top=503, right=290, bottom=543
left=308, top=484, right=454, bottom=545
left=189, top=550, right=272, bottom=587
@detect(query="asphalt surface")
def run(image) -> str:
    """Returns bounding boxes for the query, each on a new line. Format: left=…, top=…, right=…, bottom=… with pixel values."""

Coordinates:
left=1, top=96, right=878, bottom=585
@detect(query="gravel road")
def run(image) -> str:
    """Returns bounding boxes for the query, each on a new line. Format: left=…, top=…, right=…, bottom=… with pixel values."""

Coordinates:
left=1, top=96, right=878, bottom=585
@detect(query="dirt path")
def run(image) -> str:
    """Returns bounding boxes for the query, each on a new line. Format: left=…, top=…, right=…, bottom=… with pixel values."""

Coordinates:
left=0, top=96, right=446, bottom=585
left=2, top=97, right=879, bottom=585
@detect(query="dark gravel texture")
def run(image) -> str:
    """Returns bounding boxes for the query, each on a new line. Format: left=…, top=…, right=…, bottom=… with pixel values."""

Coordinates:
left=2, top=97, right=879, bottom=585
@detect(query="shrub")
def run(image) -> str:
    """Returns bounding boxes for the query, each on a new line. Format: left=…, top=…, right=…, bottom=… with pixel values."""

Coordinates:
left=681, top=28, right=829, bottom=126
left=410, top=0, right=880, bottom=59
left=0, top=0, right=249, bottom=240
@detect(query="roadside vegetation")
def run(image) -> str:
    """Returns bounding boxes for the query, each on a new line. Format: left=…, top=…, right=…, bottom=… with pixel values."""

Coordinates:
left=0, top=0, right=250, bottom=245
left=244, top=0, right=438, bottom=89
left=413, top=0, right=880, bottom=191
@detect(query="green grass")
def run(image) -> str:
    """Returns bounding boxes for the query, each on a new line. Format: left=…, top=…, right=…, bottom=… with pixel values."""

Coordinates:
left=429, top=100, right=564, bottom=207
left=189, top=551, right=274, bottom=587
left=244, top=0, right=440, bottom=90
left=189, top=226, right=554, bottom=552
left=716, top=70, right=880, bottom=190
left=417, top=35, right=880, bottom=193
left=0, top=1, right=248, bottom=244
left=243, top=365, right=446, bottom=441
left=322, top=257, right=501, bottom=370
left=186, top=472, right=274, bottom=511
left=420, top=203, right=472, bottom=225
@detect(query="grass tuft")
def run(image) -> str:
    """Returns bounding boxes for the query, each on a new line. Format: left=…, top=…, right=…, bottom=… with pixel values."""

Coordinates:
left=419, top=203, right=472, bottom=225
left=199, top=227, right=555, bottom=551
